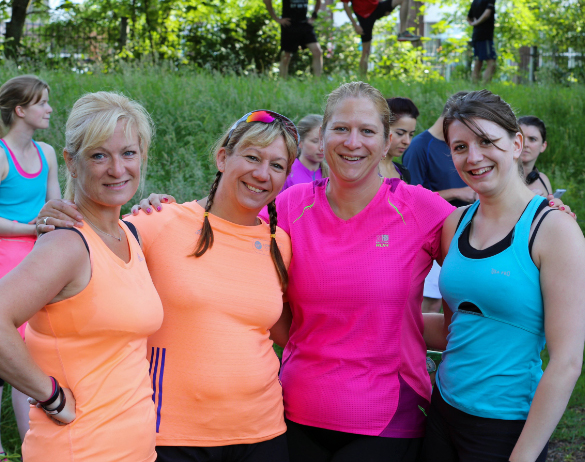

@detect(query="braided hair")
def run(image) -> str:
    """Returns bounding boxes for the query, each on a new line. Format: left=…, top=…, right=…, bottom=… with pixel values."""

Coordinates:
left=189, top=119, right=297, bottom=291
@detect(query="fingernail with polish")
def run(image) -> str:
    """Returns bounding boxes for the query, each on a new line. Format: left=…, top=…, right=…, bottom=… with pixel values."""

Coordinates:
left=147, top=208, right=152, bottom=213
left=560, top=206, right=565, bottom=211
left=162, top=197, right=168, bottom=202
left=549, top=201, right=554, bottom=206
left=157, top=206, right=162, bottom=211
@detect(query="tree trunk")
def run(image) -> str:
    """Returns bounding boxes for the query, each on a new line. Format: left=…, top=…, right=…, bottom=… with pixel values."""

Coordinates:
left=5, top=0, right=33, bottom=59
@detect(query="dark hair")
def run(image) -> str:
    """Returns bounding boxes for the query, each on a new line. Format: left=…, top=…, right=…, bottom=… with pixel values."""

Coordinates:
left=443, top=90, right=520, bottom=151
left=191, top=117, right=297, bottom=291
left=518, top=115, right=546, bottom=143
left=441, top=91, right=470, bottom=116
left=386, top=97, right=420, bottom=122
left=0, top=75, right=50, bottom=130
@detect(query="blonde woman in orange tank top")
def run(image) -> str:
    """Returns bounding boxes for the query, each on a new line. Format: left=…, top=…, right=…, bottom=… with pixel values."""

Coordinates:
left=0, top=92, right=163, bottom=462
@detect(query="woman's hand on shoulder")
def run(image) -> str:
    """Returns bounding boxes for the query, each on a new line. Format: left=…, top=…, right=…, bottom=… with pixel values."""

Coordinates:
left=36, top=199, right=83, bottom=234
left=29, top=387, right=77, bottom=425
left=547, top=194, right=576, bottom=220
left=129, top=193, right=176, bottom=216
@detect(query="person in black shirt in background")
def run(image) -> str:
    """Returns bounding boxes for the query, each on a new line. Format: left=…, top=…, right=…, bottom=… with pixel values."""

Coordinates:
left=264, top=0, right=323, bottom=78
left=467, top=0, right=496, bottom=83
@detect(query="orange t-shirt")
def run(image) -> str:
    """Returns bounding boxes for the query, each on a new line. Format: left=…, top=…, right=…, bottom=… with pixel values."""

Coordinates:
left=23, top=223, right=164, bottom=462
left=128, top=201, right=291, bottom=447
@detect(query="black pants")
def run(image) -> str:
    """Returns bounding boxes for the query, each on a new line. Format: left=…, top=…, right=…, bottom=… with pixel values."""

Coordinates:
left=155, top=433, right=289, bottom=462
left=421, top=387, right=548, bottom=462
left=286, top=418, right=422, bottom=462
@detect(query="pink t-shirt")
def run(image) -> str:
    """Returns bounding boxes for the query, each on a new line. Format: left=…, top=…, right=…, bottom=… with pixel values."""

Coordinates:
left=269, top=178, right=454, bottom=438
left=281, top=158, right=323, bottom=192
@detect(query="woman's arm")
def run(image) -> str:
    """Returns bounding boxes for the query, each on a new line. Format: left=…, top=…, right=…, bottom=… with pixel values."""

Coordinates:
left=510, top=212, right=585, bottom=462
left=0, top=230, right=89, bottom=423
left=269, top=303, right=292, bottom=348
left=42, top=143, right=62, bottom=201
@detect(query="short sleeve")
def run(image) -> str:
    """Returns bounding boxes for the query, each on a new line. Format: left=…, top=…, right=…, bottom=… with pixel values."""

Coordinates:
left=126, top=205, right=177, bottom=258
left=486, top=0, right=495, bottom=10
left=409, top=185, right=455, bottom=260
left=402, top=134, right=430, bottom=187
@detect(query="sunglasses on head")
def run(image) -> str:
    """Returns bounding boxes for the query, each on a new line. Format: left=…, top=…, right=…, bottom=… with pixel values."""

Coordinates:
left=224, top=110, right=300, bottom=146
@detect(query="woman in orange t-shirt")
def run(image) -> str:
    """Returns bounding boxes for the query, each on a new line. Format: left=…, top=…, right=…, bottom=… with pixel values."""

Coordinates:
left=0, top=92, right=163, bottom=462
left=39, top=110, right=299, bottom=462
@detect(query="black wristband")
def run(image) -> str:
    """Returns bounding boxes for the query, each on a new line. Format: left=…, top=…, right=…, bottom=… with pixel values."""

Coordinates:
left=45, top=387, right=66, bottom=415
left=38, top=376, right=60, bottom=406
left=311, top=11, right=318, bottom=19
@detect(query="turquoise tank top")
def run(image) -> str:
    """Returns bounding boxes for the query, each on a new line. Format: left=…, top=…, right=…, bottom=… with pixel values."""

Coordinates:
left=0, top=139, right=49, bottom=223
left=436, top=196, right=547, bottom=420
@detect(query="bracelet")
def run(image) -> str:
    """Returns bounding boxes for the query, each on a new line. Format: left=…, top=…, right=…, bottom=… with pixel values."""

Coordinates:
left=45, top=387, right=66, bottom=415
left=38, top=376, right=59, bottom=406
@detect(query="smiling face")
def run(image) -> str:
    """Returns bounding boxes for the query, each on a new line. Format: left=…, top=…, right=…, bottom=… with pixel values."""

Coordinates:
left=19, top=88, right=52, bottom=130
left=520, top=124, right=547, bottom=165
left=448, top=118, right=523, bottom=197
left=216, top=135, right=289, bottom=218
left=299, top=125, right=324, bottom=166
left=321, top=96, right=390, bottom=187
left=388, top=116, right=416, bottom=158
left=67, top=118, right=141, bottom=208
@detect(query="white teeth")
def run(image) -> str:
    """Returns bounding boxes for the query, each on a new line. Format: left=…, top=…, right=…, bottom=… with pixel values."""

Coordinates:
left=471, top=167, right=493, bottom=175
left=107, top=181, right=126, bottom=187
left=342, top=155, right=361, bottom=161
left=246, top=184, right=263, bottom=193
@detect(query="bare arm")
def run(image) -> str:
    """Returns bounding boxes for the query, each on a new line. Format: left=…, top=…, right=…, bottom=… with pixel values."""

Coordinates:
left=41, top=143, right=62, bottom=201
left=263, top=0, right=291, bottom=26
left=509, top=213, right=585, bottom=462
left=343, top=2, right=363, bottom=34
left=0, top=230, right=89, bottom=423
left=470, top=8, right=492, bottom=26
left=422, top=207, right=465, bottom=349
left=0, top=217, right=36, bottom=236
left=269, top=302, right=292, bottom=348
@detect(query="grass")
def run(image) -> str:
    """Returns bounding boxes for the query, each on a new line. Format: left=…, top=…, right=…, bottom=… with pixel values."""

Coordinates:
left=0, top=67, right=584, bottom=459
left=0, top=385, right=21, bottom=459
left=0, top=65, right=584, bottom=220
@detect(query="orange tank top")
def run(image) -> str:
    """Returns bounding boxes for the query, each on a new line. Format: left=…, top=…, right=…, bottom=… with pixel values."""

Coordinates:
left=22, top=222, right=164, bottom=462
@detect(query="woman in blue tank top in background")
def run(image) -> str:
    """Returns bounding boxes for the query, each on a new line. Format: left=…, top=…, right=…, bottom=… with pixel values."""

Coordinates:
left=421, top=90, right=585, bottom=462
left=0, top=75, right=61, bottom=453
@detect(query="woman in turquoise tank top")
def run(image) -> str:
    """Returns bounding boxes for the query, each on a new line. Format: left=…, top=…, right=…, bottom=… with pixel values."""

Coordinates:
left=0, top=75, right=61, bottom=455
left=421, top=90, right=585, bottom=462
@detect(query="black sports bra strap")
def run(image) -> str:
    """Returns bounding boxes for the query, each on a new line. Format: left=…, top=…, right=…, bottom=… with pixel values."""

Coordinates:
left=538, top=176, right=550, bottom=195
left=53, top=227, right=90, bottom=254
left=121, top=220, right=140, bottom=244
left=529, top=209, right=557, bottom=255
left=455, top=205, right=474, bottom=231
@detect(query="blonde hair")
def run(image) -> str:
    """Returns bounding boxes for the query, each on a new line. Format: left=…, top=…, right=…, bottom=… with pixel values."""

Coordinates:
left=322, top=81, right=391, bottom=140
left=0, top=75, right=50, bottom=133
left=64, top=92, right=154, bottom=200
left=194, top=117, right=298, bottom=291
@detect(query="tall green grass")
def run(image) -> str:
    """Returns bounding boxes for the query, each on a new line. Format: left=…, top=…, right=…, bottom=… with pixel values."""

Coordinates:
left=1, top=66, right=584, bottom=219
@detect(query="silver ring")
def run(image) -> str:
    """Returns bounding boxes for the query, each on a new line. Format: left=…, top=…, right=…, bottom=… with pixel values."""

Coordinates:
left=42, top=217, right=49, bottom=225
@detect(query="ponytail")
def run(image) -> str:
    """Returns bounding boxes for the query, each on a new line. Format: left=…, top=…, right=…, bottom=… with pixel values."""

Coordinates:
left=191, top=171, right=222, bottom=257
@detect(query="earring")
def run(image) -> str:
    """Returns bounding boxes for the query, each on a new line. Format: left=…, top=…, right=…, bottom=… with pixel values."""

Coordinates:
left=71, top=172, right=77, bottom=178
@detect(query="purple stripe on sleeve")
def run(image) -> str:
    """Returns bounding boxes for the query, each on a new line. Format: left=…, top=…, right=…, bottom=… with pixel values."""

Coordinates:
left=152, top=347, right=160, bottom=403
left=156, top=348, right=166, bottom=433
left=148, top=346, right=155, bottom=376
